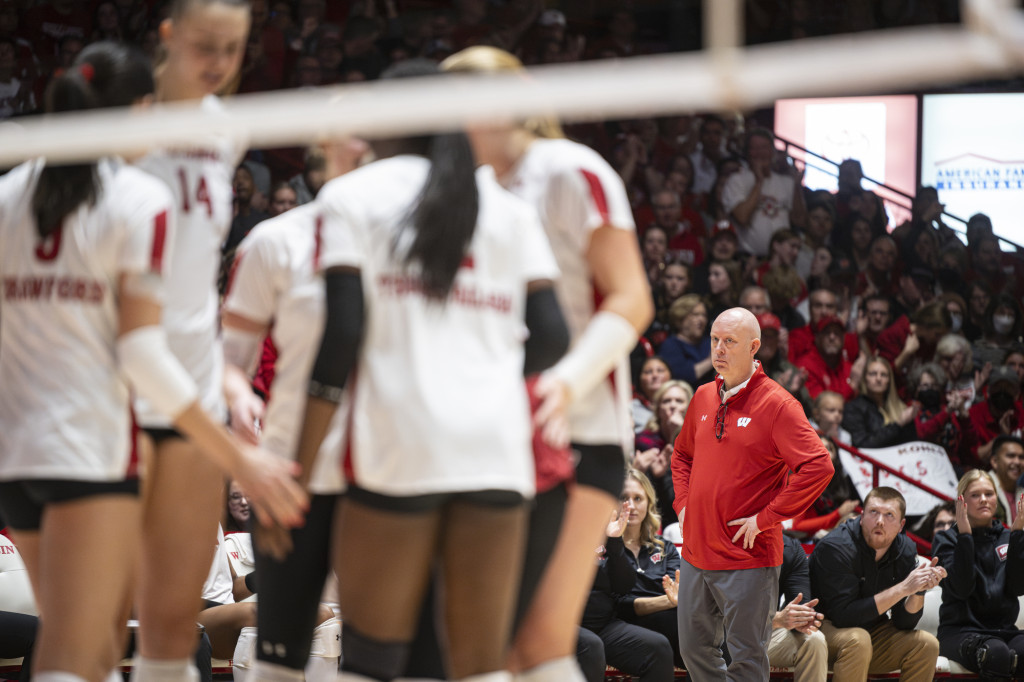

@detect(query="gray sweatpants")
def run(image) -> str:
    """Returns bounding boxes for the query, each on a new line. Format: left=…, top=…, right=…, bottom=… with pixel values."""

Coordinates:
left=676, top=557, right=780, bottom=681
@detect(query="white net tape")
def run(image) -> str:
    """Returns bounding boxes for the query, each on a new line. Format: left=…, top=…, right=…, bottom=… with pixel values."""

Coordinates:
left=0, top=0, right=1020, bottom=166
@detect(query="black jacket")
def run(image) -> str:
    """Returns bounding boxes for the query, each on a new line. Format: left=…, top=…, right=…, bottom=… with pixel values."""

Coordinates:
left=779, top=534, right=813, bottom=610
left=842, top=395, right=917, bottom=449
left=931, top=522, right=1024, bottom=639
left=809, top=517, right=921, bottom=630
left=582, top=536, right=637, bottom=631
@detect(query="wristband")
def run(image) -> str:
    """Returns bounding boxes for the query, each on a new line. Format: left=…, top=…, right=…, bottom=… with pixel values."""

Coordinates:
left=549, top=311, right=637, bottom=402
left=244, top=571, right=257, bottom=594
left=117, top=325, right=199, bottom=420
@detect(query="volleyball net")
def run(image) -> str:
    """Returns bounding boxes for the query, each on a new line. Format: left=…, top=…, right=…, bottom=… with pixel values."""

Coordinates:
left=0, top=0, right=1021, bottom=166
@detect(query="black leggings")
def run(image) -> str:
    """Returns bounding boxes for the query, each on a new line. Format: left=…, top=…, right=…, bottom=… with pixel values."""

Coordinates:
left=254, top=493, right=339, bottom=670
left=940, top=630, right=1024, bottom=679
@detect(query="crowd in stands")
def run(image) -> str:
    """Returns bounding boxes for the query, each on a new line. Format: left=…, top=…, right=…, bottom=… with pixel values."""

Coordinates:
left=1, top=1, right=1023, bottom=680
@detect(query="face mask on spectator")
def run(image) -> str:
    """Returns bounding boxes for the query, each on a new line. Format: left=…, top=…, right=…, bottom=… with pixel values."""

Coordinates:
left=917, top=387, right=942, bottom=410
left=948, top=313, right=962, bottom=333
left=993, top=314, right=1015, bottom=335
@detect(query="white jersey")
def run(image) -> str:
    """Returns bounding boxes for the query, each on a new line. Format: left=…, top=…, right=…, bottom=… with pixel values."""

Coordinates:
left=202, top=524, right=234, bottom=604
left=499, top=138, right=636, bottom=449
left=223, top=204, right=345, bottom=494
left=224, top=531, right=255, bottom=578
left=0, top=533, right=36, bottom=616
left=0, top=158, right=173, bottom=481
left=134, top=96, right=241, bottom=427
left=318, top=157, right=558, bottom=497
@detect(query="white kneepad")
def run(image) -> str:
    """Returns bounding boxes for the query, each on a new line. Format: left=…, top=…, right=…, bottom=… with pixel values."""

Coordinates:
left=233, top=626, right=259, bottom=681
left=304, top=618, right=341, bottom=682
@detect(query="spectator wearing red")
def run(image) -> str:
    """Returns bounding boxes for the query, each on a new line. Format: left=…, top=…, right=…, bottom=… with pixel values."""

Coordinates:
left=854, top=293, right=893, bottom=357
left=788, top=288, right=859, bottom=366
left=908, top=362, right=972, bottom=474
left=797, top=316, right=861, bottom=402
left=968, top=366, right=1024, bottom=468
left=875, top=300, right=951, bottom=386
left=639, top=189, right=704, bottom=268
left=755, top=312, right=811, bottom=413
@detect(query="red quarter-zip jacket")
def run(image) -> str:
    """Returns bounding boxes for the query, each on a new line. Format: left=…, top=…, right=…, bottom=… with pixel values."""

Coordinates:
left=672, top=362, right=833, bottom=570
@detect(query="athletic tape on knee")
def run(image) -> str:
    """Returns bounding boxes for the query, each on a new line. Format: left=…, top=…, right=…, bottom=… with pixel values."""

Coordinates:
left=574, top=445, right=628, bottom=495
left=117, top=325, right=199, bottom=420
left=341, top=625, right=410, bottom=681
left=309, top=618, right=341, bottom=658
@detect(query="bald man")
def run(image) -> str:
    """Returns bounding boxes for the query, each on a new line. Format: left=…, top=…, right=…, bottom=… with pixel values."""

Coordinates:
left=671, top=308, right=834, bottom=681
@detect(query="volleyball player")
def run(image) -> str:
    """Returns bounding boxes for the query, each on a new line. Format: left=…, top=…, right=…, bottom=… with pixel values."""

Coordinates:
left=441, top=47, right=655, bottom=682
left=0, top=42, right=301, bottom=682
left=292, top=59, right=570, bottom=682
left=220, top=137, right=369, bottom=681
left=130, top=2, right=304, bottom=679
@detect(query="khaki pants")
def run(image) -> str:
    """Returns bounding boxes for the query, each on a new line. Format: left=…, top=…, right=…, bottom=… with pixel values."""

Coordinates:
left=819, top=619, right=939, bottom=682
left=767, top=627, right=828, bottom=682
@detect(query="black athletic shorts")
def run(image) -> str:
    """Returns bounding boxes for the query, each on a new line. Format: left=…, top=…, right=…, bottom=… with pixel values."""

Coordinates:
left=141, top=426, right=185, bottom=444
left=347, top=485, right=525, bottom=514
left=0, top=478, right=139, bottom=531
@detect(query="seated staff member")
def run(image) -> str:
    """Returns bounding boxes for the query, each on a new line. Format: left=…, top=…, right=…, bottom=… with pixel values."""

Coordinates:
left=617, top=469, right=684, bottom=669
left=932, top=470, right=1024, bottom=679
left=293, top=59, right=570, bottom=682
left=810, top=487, right=943, bottom=682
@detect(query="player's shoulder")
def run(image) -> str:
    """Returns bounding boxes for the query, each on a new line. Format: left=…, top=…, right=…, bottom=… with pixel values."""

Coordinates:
left=527, top=138, right=615, bottom=177
left=319, top=155, right=426, bottom=208
left=476, top=164, right=536, bottom=218
left=246, top=203, right=320, bottom=246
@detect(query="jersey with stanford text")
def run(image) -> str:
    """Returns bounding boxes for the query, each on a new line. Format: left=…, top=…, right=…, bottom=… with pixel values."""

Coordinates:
left=318, top=158, right=559, bottom=497
left=134, top=95, right=241, bottom=427
left=0, top=158, right=173, bottom=481
left=500, top=138, right=636, bottom=451
left=223, top=204, right=345, bottom=494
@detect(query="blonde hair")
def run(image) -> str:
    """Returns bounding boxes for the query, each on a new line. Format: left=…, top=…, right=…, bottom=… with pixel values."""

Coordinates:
left=625, top=469, right=664, bottom=552
left=956, top=469, right=995, bottom=498
left=440, top=46, right=564, bottom=139
left=858, top=356, right=906, bottom=425
left=643, top=379, right=694, bottom=433
left=668, top=293, right=706, bottom=333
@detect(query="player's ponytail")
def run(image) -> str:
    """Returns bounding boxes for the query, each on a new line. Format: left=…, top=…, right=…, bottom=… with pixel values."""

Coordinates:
left=33, top=42, right=154, bottom=239
left=383, top=59, right=479, bottom=301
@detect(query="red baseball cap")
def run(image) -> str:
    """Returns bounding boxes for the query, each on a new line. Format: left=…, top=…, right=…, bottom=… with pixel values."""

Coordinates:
left=813, top=315, right=845, bottom=334
left=756, top=312, right=781, bottom=332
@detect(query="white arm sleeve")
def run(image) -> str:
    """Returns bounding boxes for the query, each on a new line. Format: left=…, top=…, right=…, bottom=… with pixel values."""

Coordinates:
left=117, top=325, right=199, bottom=420
left=548, top=310, right=638, bottom=402
left=222, top=326, right=263, bottom=377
